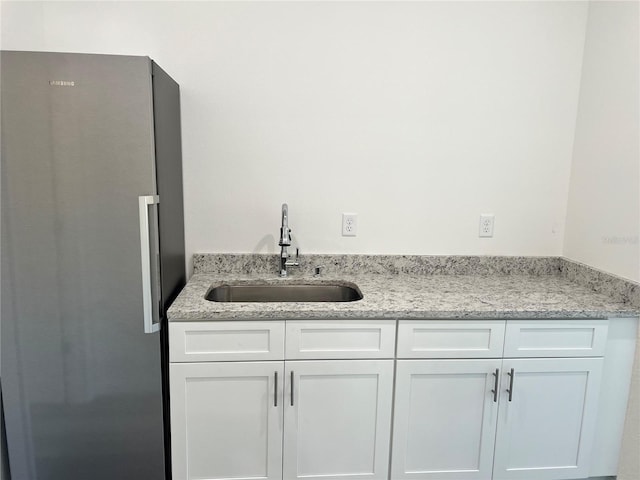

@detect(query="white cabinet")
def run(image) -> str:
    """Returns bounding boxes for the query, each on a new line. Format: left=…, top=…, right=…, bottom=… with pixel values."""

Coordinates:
left=392, top=319, right=608, bottom=480
left=170, top=362, right=284, bottom=480
left=170, top=320, right=395, bottom=480
left=492, top=358, right=603, bottom=480
left=283, top=360, right=394, bottom=480
left=491, top=319, right=608, bottom=480
left=170, top=317, right=634, bottom=480
left=391, top=359, right=501, bottom=479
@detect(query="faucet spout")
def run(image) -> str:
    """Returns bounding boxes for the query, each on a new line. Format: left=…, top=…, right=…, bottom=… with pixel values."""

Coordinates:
left=278, top=203, right=299, bottom=277
left=279, top=203, right=290, bottom=247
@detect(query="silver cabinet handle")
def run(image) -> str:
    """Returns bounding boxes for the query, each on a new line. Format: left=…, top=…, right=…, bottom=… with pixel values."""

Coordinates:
left=138, top=195, right=160, bottom=334
left=290, top=371, right=294, bottom=406
left=491, top=368, right=499, bottom=403
left=506, top=368, right=515, bottom=402
left=274, top=371, right=278, bottom=407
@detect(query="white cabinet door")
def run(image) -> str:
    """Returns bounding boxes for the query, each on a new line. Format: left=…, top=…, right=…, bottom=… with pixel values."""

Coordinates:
left=170, top=362, right=283, bottom=480
left=283, top=360, right=394, bottom=480
left=492, top=358, right=603, bottom=480
left=391, top=359, right=502, bottom=480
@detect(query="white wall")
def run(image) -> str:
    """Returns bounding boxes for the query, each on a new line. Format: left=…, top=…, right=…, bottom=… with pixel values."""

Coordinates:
left=564, top=1, right=640, bottom=283
left=1, top=1, right=589, bottom=264
left=565, top=4, right=640, bottom=478
left=563, top=5, right=640, bottom=477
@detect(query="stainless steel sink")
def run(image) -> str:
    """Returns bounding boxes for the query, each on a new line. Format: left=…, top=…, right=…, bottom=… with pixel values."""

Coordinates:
left=206, top=283, right=363, bottom=303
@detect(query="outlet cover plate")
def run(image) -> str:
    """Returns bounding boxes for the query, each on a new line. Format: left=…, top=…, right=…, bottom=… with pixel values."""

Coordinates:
left=342, top=213, right=358, bottom=236
left=479, top=214, right=495, bottom=238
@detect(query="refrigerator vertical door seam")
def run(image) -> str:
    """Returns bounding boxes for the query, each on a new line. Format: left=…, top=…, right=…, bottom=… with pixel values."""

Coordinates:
left=139, top=195, right=161, bottom=333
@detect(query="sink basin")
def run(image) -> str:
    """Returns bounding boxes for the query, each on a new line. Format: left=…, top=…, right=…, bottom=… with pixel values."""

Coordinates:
left=206, top=283, right=363, bottom=303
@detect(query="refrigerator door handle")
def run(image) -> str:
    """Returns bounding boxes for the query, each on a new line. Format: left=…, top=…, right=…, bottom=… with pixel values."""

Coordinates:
left=139, top=195, right=161, bottom=333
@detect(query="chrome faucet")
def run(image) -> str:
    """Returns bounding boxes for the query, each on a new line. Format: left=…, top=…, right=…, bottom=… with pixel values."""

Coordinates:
left=279, top=203, right=299, bottom=277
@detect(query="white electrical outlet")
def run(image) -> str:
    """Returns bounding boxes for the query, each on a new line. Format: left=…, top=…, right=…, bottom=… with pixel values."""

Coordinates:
left=479, top=214, right=495, bottom=237
left=342, top=213, right=358, bottom=236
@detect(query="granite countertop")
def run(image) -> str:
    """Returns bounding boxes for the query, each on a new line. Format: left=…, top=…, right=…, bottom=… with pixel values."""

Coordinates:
left=167, top=271, right=638, bottom=321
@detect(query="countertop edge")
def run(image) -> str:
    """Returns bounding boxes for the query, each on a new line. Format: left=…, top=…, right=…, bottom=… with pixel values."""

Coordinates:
left=167, top=264, right=640, bottom=322
left=168, top=307, right=638, bottom=322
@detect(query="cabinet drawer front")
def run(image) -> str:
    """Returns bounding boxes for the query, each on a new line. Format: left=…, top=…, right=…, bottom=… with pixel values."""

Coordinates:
left=397, top=320, right=506, bottom=358
left=169, top=321, right=285, bottom=362
left=285, top=320, right=396, bottom=359
left=504, top=320, right=608, bottom=358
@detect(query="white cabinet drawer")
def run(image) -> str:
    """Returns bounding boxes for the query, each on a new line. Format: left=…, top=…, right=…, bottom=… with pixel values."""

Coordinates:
left=169, top=321, right=285, bottom=362
left=503, top=319, right=608, bottom=357
left=397, top=320, right=506, bottom=358
left=285, top=320, right=396, bottom=359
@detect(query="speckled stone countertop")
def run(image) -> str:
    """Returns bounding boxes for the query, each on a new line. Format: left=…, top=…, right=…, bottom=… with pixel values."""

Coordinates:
left=167, top=260, right=639, bottom=321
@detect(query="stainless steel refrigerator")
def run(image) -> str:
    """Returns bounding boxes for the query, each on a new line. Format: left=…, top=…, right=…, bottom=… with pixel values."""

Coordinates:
left=1, top=51, right=185, bottom=480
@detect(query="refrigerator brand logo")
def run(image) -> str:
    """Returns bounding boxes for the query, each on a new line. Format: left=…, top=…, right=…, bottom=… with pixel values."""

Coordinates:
left=49, top=80, right=75, bottom=87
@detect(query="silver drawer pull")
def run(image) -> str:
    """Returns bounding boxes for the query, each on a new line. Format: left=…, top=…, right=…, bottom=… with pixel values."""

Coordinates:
left=290, top=371, right=294, bottom=406
left=274, top=371, right=278, bottom=407
left=491, top=368, right=499, bottom=403
left=506, top=368, right=515, bottom=402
